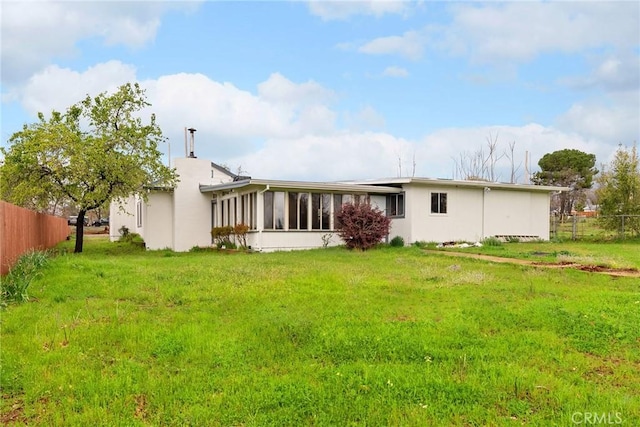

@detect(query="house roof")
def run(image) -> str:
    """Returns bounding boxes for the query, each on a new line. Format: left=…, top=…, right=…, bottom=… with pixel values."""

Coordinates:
left=200, top=176, right=567, bottom=194
left=199, top=178, right=402, bottom=194
left=346, top=177, right=568, bottom=193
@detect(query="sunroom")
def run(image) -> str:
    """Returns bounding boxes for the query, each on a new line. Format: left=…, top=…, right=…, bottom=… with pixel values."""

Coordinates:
left=199, top=179, right=401, bottom=251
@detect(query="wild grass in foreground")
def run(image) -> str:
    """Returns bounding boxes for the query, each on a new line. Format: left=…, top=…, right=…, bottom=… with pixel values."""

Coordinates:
left=1, top=238, right=639, bottom=425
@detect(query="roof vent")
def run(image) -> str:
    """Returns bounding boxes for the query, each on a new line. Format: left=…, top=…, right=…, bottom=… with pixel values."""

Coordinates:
left=185, top=127, right=197, bottom=158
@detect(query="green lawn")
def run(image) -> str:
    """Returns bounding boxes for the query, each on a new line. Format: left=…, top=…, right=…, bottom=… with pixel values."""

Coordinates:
left=434, top=239, right=640, bottom=271
left=1, top=238, right=639, bottom=426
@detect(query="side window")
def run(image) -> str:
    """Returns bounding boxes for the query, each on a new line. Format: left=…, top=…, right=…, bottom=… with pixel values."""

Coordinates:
left=386, top=193, right=405, bottom=217
left=430, top=192, right=447, bottom=214
left=263, top=191, right=285, bottom=230
left=136, top=199, right=143, bottom=227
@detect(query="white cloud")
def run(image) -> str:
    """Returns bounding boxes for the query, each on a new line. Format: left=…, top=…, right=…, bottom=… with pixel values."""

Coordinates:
left=17, top=61, right=138, bottom=114
left=257, top=73, right=336, bottom=106
left=440, top=2, right=639, bottom=64
left=560, top=52, right=640, bottom=93
left=359, top=30, right=424, bottom=60
left=228, top=132, right=413, bottom=181
left=344, top=105, right=386, bottom=131
left=351, top=2, right=638, bottom=65
left=556, top=101, right=639, bottom=145
left=418, top=123, right=607, bottom=181
left=382, top=66, right=409, bottom=78
left=0, top=1, right=198, bottom=85
left=307, top=0, right=413, bottom=21
left=9, top=60, right=632, bottom=182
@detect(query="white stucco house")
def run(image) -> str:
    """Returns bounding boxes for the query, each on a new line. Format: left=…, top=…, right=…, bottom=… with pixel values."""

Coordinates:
left=110, top=155, right=563, bottom=251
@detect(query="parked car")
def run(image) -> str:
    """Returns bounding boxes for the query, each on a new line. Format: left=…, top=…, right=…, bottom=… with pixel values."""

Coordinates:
left=68, top=216, right=89, bottom=226
left=92, top=218, right=109, bottom=227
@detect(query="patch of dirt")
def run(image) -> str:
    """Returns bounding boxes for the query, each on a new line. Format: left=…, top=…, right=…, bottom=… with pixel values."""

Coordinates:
left=423, top=250, right=640, bottom=278
left=134, top=394, right=148, bottom=421
left=0, top=397, right=26, bottom=425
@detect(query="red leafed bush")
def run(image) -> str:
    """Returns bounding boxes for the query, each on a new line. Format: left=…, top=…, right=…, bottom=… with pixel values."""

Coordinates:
left=336, top=202, right=391, bottom=250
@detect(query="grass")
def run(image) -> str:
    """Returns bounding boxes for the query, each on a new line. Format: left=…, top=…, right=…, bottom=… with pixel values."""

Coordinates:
left=1, top=237, right=639, bottom=425
left=432, top=239, right=640, bottom=271
left=551, top=215, right=639, bottom=241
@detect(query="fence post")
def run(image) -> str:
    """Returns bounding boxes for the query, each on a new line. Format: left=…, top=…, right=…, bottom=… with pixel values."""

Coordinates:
left=572, top=215, right=577, bottom=240
left=621, top=215, right=625, bottom=238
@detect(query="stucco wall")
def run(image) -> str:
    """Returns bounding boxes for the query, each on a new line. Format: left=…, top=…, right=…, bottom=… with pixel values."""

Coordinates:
left=173, top=158, right=216, bottom=252
left=109, top=197, right=137, bottom=241
left=484, top=190, right=549, bottom=238
left=247, top=230, right=341, bottom=252
left=144, top=192, right=174, bottom=250
left=406, top=185, right=484, bottom=243
left=400, top=184, right=551, bottom=244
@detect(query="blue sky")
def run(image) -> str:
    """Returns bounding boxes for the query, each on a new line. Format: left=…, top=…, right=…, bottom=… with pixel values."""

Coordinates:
left=1, top=1, right=639, bottom=182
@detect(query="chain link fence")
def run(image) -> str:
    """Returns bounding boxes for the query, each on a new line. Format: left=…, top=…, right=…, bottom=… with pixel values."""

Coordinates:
left=550, top=214, right=640, bottom=240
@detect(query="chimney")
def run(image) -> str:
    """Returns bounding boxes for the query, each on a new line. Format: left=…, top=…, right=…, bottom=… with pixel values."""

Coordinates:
left=187, top=127, right=197, bottom=158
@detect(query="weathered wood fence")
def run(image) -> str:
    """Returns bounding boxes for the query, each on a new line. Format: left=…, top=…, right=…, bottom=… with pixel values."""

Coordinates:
left=0, top=201, right=70, bottom=275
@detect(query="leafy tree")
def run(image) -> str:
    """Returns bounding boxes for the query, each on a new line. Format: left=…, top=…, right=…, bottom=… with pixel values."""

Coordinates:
left=596, top=144, right=640, bottom=235
left=1, top=83, right=176, bottom=253
left=532, top=149, right=598, bottom=216
left=336, top=202, right=391, bottom=250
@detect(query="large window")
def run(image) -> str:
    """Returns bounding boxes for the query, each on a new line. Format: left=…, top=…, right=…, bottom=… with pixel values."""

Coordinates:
left=312, top=193, right=331, bottom=230
left=431, top=192, right=447, bottom=214
left=333, top=194, right=343, bottom=229
left=263, top=191, right=377, bottom=231
left=220, top=198, right=236, bottom=226
left=287, top=192, right=309, bottom=230
left=264, top=191, right=285, bottom=229
left=386, top=193, right=405, bottom=217
left=240, top=193, right=257, bottom=229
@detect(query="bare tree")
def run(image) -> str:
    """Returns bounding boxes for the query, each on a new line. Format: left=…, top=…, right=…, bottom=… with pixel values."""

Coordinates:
left=397, top=151, right=417, bottom=177
left=452, top=132, right=507, bottom=181
left=504, top=140, right=522, bottom=184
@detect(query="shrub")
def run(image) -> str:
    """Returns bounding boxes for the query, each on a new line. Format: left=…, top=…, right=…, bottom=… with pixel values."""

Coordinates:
left=482, top=236, right=503, bottom=247
left=1, top=251, right=49, bottom=305
left=336, top=202, right=391, bottom=251
left=321, top=233, right=334, bottom=248
left=119, top=231, right=143, bottom=243
left=390, top=236, right=405, bottom=247
left=211, top=226, right=234, bottom=248
left=233, top=223, right=250, bottom=249
left=118, top=225, right=130, bottom=238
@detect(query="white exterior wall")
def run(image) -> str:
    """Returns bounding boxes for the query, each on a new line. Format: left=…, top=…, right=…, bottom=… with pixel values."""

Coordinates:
left=144, top=192, right=174, bottom=250
left=173, top=158, right=219, bottom=251
left=247, top=231, right=341, bottom=252
left=406, top=186, right=483, bottom=243
left=402, top=184, right=551, bottom=243
left=109, top=196, right=139, bottom=241
left=484, top=190, right=550, bottom=238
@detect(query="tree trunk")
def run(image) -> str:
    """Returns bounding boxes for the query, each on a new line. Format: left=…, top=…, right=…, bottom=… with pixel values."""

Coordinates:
left=74, top=210, right=86, bottom=253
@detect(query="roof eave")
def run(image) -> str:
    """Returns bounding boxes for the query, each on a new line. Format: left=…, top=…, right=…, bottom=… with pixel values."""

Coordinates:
left=199, top=179, right=401, bottom=194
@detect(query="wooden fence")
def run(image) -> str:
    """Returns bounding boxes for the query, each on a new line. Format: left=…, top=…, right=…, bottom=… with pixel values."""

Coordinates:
left=0, top=201, right=70, bottom=275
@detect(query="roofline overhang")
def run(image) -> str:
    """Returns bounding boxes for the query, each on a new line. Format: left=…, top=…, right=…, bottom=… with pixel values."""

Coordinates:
left=348, top=177, right=569, bottom=193
left=199, top=178, right=402, bottom=194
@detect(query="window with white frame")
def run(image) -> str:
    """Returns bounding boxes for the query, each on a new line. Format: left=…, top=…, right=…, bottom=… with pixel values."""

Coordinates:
left=386, top=193, right=405, bottom=217
left=312, top=193, right=331, bottom=230
left=430, top=192, right=447, bottom=214
left=136, top=199, right=143, bottom=227
left=240, top=192, right=257, bottom=229
left=286, top=192, right=304, bottom=230
left=264, top=191, right=285, bottom=230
